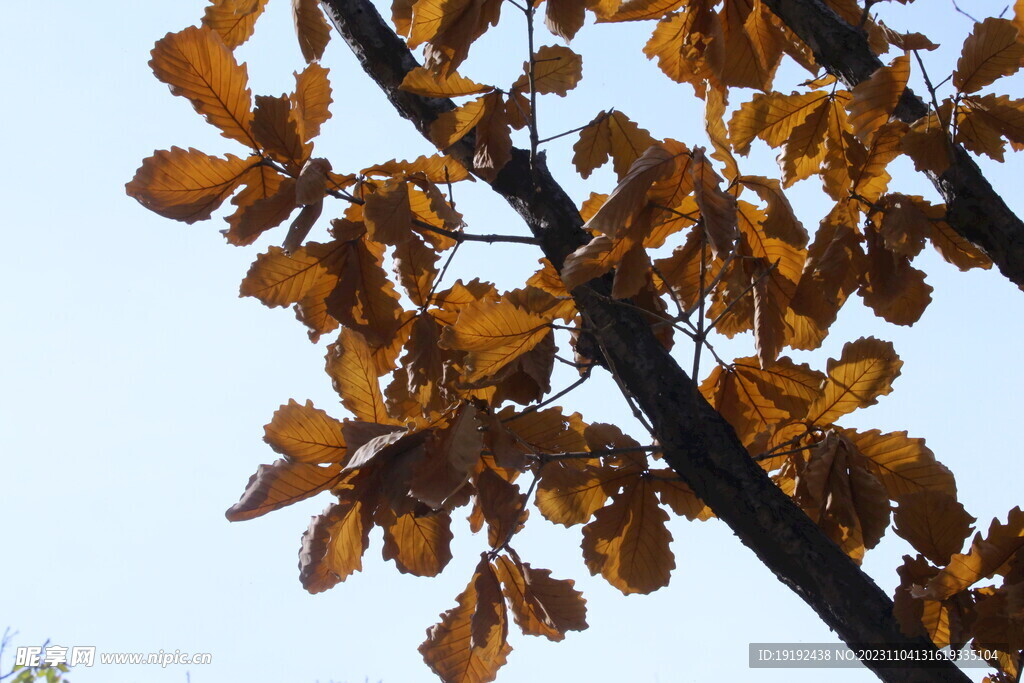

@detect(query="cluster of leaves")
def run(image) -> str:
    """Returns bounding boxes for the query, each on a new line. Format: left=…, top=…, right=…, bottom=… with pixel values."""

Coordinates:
left=127, top=0, right=1024, bottom=680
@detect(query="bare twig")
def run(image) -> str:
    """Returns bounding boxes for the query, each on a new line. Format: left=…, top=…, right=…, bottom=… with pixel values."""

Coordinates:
left=537, top=110, right=612, bottom=145
left=528, top=445, right=663, bottom=461
left=583, top=311, right=656, bottom=436
left=707, top=260, right=777, bottom=333
left=502, top=366, right=594, bottom=423
left=525, top=2, right=540, bottom=171
left=951, top=0, right=979, bottom=22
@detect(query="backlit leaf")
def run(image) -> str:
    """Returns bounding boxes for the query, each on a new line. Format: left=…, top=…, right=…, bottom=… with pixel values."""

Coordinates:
left=916, top=507, right=1024, bottom=600
left=440, top=297, right=553, bottom=383
left=954, top=18, right=1024, bottom=94
left=847, top=55, right=910, bottom=142
left=419, top=564, right=512, bottom=683
left=202, top=0, right=270, bottom=49
left=264, top=399, right=347, bottom=465
left=430, top=95, right=488, bottom=148
left=493, top=551, right=588, bottom=640
left=292, top=0, right=332, bottom=63
left=240, top=241, right=344, bottom=307
left=512, top=45, right=583, bottom=96
left=843, top=429, right=956, bottom=500
left=379, top=507, right=455, bottom=576
left=581, top=477, right=674, bottom=594
left=326, top=328, right=391, bottom=424
left=149, top=26, right=257, bottom=148
left=126, top=147, right=255, bottom=223
left=225, top=459, right=343, bottom=521
left=252, top=94, right=311, bottom=171
left=400, top=66, right=492, bottom=97
left=893, top=492, right=975, bottom=566
left=806, top=337, right=902, bottom=425
left=292, top=63, right=333, bottom=141
left=299, top=495, right=373, bottom=593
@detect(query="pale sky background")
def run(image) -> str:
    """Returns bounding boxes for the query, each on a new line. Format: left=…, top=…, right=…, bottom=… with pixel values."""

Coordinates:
left=2, top=1, right=1023, bottom=682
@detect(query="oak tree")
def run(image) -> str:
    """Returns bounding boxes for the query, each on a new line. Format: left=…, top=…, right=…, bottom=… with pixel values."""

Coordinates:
left=128, top=0, right=1024, bottom=680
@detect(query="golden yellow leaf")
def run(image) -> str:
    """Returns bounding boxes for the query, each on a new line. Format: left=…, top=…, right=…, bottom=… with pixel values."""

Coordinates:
left=719, top=0, right=779, bottom=90
left=225, top=459, right=343, bottom=521
left=400, top=66, right=492, bottom=97
left=848, top=121, right=905, bottom=204
left=847, top=55, right=911, bottom=142
left=202, top=0, right=270, bottom=49
left=691, top=147, right=738, bottom=258
left=545, top=0, right=587, bottom=41
left=223, top=166, right=291, bottom=245
left=916, top=507, right=1024, bottom=601
left=292, top=0, right=332, bottom=63
left=419, top=563, right=512, bottom=683
left=806, top=337, right=902, bottom=426
left=364, top=179, right=413, bottom=245
left=439, top=298, right=553, bottom=383
left=559, top=234, right=633, bottom=290
left=843, top=428, right=956, bottom=500
left=651, top=475, right=713, bottom=520
left=732, top=356, right=824, bottom=420
left=901, top=112, right=954, bottom=175
left=253, top=94, right=311, bottom=171
left=409, top=404, right=483, bottom=509
left=240, top=241, right=344, bottom=307
left=363, top=154, right=472, bottom=183
left=379, top=507, right=454, bottom=576
left=954, top=17, right=1024, bottom=94
left=149, top=26, right=257, bottom=148
left=324, top=238, right=403, bottom=345
left=512, top=45, right=583, bottom=96
left=582, top=477, right=674, bottom=594
left=499, top=406, right=588, bottom=454
left=430, top=95, right=488, bottom=148
left=412, top=0, right=502, bottom=77
left=126, top=147, right=255, bottom=223
left=475, top=468, right=527, bottom=548
left=291, top=63, right=333, bottom=142
left=394, top=234, right=440, bottom=307
left=472, top=92, right=512, bottom=180
left=264, top=399, right=347, bottom=465
left=326, top=328, right=392, bottom=424
left=642, top=7, right=722, bottom=93
left=930, top=215, right=993, bottom=272
left=777, top=97, right=829, bottom=186
left=584, top=144, right=677, bottom=239
left=705, top=86, right=741, bottom=181
left=600, top=0, right=683, bottom=21
left=492, top=551, right=588, bottom=640
left=738, top=175, right=808, bottom=246
left=299, top=495, right=374, bottom=593
left=729, top=91, right=830, bottom=154
left=571, top=110, right=656, bottom=180
left=795, top=432, right=890, bottom=562
left=958, top=94, right=1024, bottom=161
left=893, top=491, right=975, bottom=566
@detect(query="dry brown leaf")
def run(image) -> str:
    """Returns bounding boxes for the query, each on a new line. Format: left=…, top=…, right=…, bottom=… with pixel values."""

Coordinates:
left=225, top=459, right=343, bottom=521
left=292, top=0, right=332, bottom=63
left=264, top=399, right=347, bottom=465
left=893, top=491, right=975, bottom=566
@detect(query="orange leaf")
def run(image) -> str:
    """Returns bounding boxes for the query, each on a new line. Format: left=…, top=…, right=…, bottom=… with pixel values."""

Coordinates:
left=476, top=468, right=527, bottom=548
left=292, top=63, right=333, bottom=142
left=493, top=550, right=588, bottom=640
left=364, top=179, right=413, bottom=245
left=225, top=459, right=343, bottom=521
left=430, top=95, right=488, bottom=148
left=651, top=475, right=713, bottom=520
left=954, top=17, right=1024, bottom=94
left=581, top=477, right=674, bottom=594
left=299, top=495, right=374, bottom=593
left=323, top=238, right=403, bottom=345
left=917, top=507, right=1024, bottom=600
left=893, top=491, right=975, bottom=566
left=239, top=241, right=344, bottom=307
left=400, top=66, right=492, bottom=97
left=545, top=0, right=586, bottom=41
left=806, top=337, right=902, bottom=425
left=264, top=399, right=347, bottom=465
left=379, top=507, right=455, bottom=577
left=729, top=91, right=830, bottom=154
left=584, top=144, right=677, bottom=239
left=252, top=94, right=311, bottom=171
left=440, top=297, right=553, bottom=382
left=419, top=563, right=512, bottom=683
left=472, top=92, right=512, bottom=180
left=843, top=428, right=956, bottom=500
left=224, top=173, right=296, bottom=246
left=690, top=147, right=738, bottom=258
left=847, top=55, right=911, bottom=142
left=572, top=110, right=657, bottom=179
left=126, top=147, right=255, bottom=223
left=292, top=0, right=332, bottom=63
left=512, top=45, right=583, bottom=96
left=201, top=0, right=270, bottom=49
left=326, top=328, right=391, bottom=424
left=149, top=26, right=257, bottom=148
left=536, top=459, right=616, bottom=526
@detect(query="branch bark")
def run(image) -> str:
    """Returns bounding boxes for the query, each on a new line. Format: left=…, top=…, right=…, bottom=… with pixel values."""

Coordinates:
left=319, top=0, right=972, bottom=679
left=763, top=0, right=1024, bottom=290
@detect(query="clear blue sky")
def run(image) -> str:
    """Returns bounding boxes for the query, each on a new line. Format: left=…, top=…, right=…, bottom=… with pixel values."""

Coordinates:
left=1, top=1, right=1022, bottom=682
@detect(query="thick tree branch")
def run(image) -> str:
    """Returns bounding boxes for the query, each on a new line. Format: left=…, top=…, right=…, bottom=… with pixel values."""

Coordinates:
left=763, top=0, right=1024, bottom=289
left=319, top=0, right=971, bottom=679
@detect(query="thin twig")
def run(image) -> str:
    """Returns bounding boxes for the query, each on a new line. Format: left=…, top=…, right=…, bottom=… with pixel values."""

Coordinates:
left=489, top=470, right=540, bottom=558
left=951, top=0, right=979, bottom=22
left=502, top=366, right=594, bottom=423
left=537, top=110, right=612, bottom=145
left=528, top=445, right=663, bottom=461
left=583, top=311, right=656, bottom=436
left=525, top=1, right=540, bottom=171
left=707, top=260, right=777, bottom=333
left=752, top=443, right=816, bottom=463
left=423, top=242, right=462, bottom=310
left=684, top=248, right=737, bottom=320
left=693, top=235, right=708, bottom=380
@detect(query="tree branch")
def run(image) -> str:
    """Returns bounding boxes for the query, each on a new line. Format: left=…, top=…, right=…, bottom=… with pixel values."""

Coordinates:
left=318, top=0, right=971, bottom=678
left=762, top=0, right=1024, bottom=290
